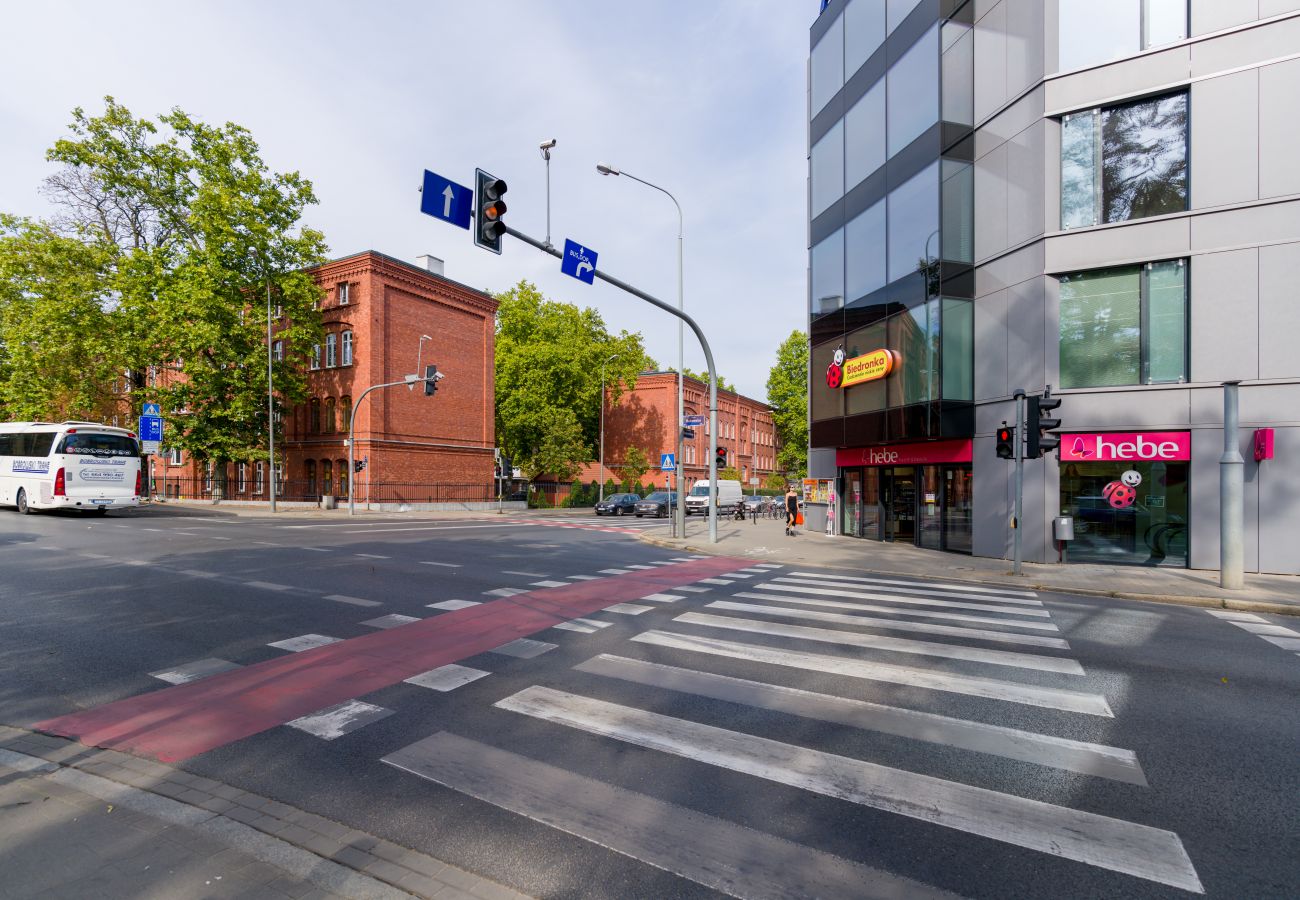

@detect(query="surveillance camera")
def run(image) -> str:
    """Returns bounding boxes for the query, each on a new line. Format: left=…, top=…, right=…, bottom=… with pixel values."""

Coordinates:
left=539, top=139, right=557, bottom=150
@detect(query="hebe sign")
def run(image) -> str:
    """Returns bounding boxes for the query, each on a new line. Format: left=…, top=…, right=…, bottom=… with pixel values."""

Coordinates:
left=1059, top=432, right=1190, bottom=463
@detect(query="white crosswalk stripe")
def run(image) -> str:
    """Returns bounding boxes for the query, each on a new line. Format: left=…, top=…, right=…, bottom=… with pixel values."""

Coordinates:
left=734, top=591, right=1059, bottom=631
left=1206, top=609, right=1300, bottom=656
left=752, top=581, right=1052, bottom=617
left=777, top=574, right=1043, bottom=606
left=784, top=570, right=1038, bottom=598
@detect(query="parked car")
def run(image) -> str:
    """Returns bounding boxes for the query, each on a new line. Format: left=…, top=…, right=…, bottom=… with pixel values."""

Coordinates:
left=741, top=494, right=770, bottom=516
left=635, top=491, right=676, bottom=518
left=594, top=493, right=640, bottom=516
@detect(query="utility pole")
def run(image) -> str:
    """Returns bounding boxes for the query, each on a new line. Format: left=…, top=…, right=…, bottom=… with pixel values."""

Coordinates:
left=1012, top=388, right=1026, bottom=576
left=1220, top=381, right=1244, bottom=589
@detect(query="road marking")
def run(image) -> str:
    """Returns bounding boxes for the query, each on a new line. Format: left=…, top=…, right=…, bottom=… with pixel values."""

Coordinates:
left=149, top=658, right=243, bottom=685
left=552, top=618, right=611, bottom=634
left=737, top=567, right=770, bottom=573
left=421, top=561, right=463, bottom=568
left=124, top=560, right=149, bottom=566
left=776, top=576, right=1046, bottom=608
left=734, top=591, right=1060, bottom=631
left=604, top=603, right=653, bottom=616
left=382, top=732, right=955, bottom=900
left=698, top=578, right=733, bottom=585
left=1233, top=622, right=1299, bottom=637
left=404, top=665, right=490, bottom=692
left=299, top=547, right=329, bottom=552
left=576, top=655, right=1146, bottom=785
left=705, top=600, right=1071, bottom=649
left=495, top=687, right=1200, bottom=893
left=341, top=524, right=531, bottom=534
left=79, top=552, right=111, bottom=559
left=567, top=575, right=599, bottom=581
left=599, top=568, right=633, bottom=575
left=286, top=700, right=392, bottom=740
left=724, top=573, right=752, bottom=579
left=491, top=638, right=558, bottom=659
left=484, top=587, right=529, bottom=598
left=753, top=564, right=783, bottom=569
left=253, top=540, right=278, bottom=546
left=647, top=561, right=679, bottom=566
left=754, top=583, right=1052, bottom=617
left=1262, top=635, right=1300, bottom=650
left=268, top=634, right=342, bottom=653
left=531, top=580, right=569, bottom=588
left=245, top=580, right=295, bottom=592
left=325, top=594, right=381, bottom=608
left=361, top=614, right=421, bottom=629
left=676, top=585, right=711, bottom=593
left=1205, top=610, right=1265, bottom=622
left=503, top=570, right=547, bottom=577
left=785, top=572, right=1040, bottom=601
left=670, top=557, right=697, bottom=562
left=632, top=631, right=1112, bottom=716
left=355, top=553, right=390, bottom=559
left=179, top=569, right=220, bottom=579
left=427, top=600, right=481, bottom=611
left=210, top=536, right=232, bottom=541
left=624, top=564, right=655, bottom=570
left=641, top=593, right=685, bottom=603
left=676, top=612, right=1084, bottom=675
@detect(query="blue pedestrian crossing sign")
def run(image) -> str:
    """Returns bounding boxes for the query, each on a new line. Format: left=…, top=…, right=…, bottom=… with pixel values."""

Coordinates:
left=142, top=403, right=162, bottom=417
left=561, top=239, right=597, bottom=284
left=419, top=169, right=473, bottom=229
left=660, top=453, right=675, bottom=470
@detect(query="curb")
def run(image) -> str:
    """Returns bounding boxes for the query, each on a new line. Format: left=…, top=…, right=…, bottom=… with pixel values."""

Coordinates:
left=0, top=727, right=531, bottom=900
left=636, top=533, right=1300, bottom=618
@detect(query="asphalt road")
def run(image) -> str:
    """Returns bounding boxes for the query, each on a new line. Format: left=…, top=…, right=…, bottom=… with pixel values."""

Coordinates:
left=1, top=504, right=1296, bottom=899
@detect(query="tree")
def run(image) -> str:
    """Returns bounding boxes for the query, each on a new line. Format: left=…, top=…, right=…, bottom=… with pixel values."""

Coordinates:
left=665, top=366, right=736, bottom=393
left=719, top=466, right=742, bottom=483
left=621, top=445, right=650, bottom=485
left=494, top=280, right=648, bottom=479
left=766, top=329, right=808, bottom=478
left=764, top=472, right=787, bottom=493
left=2, top=98, right=326, bottom=495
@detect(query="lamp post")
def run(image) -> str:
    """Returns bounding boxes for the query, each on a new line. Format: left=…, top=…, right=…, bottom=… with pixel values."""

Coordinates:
left=599, top=352, right=620, bottom=503
left=597, top=163, right=685, bottom=536
left=266, top=279, right=277, bottom=513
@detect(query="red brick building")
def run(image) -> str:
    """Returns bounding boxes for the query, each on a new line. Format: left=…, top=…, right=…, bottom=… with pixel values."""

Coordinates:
left=153, top=251, right=498, bottom=504
left=578, top=371, right=781, bottom=490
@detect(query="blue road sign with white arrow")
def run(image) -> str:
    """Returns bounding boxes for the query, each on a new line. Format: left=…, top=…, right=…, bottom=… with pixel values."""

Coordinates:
left=660, top=453, right=675, bottom=470
left=561, top=239, right=597, bottom=284
left=419, top=170, right=473, bottom=229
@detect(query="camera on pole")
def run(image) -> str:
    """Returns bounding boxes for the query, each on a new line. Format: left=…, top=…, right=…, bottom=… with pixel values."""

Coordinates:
left=1027, top=388, right=1063, bottom=459
left=474, top=169, right=507, bottom=254
left=996, top=423, right=1016, bottom=460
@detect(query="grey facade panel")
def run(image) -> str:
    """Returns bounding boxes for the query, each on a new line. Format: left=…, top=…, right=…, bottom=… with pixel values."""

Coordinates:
left=973, top=1, right=1008, bottom=124
left=1189, top=427, right=1263, bottom=574
left=1191, top=14, right=1300, bottom=77
left=1191, top=0, right=1260, bottom=36
left=1191, top=71, right=1260, bottom=209
left=974, top=143, right=1009, bottom=260
left=1004, top=0, right=1045, bottom=97
left=1189, top=249, right=1260, bottom=383
left=1048, top=388, right=1193, bottom=431
left=1189, top=198, right=1300, bottom=253
left=1259, top=241, right=1300, bottom=379
left=1258, top=58, right=1300, bottom=199
left=1006, top=121, right=1047, bottom=247
left=1045, top=218, right=1191, bottom=273
left=1006, top=277, right=1046, bottom=394
left=972, top=433, right=1013, bottom=558
left=1260, top=0, right=1300, bottom=17
left=1046, top=45, right=1189, bottom=113
left=973, top=289, right=1010, bottom=400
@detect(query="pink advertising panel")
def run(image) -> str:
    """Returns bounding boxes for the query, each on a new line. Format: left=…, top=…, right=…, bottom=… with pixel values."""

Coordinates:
left=1059, top=431, right=1191, bottom=463
left=836, top=439, right=973, bottom=468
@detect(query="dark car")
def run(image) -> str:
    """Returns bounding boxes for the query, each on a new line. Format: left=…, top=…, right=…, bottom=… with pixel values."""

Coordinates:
left=635, top=491, right=676, bottom=518
left=594, top=493, right=640, bottom=516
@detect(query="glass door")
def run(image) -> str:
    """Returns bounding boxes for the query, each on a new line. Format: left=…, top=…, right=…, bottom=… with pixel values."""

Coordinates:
left=943, top=464, right=973, bottom=553
left=917, top=466, right=942, bottom=550
left=882, top=467, right=916, bottom=543
left=842, top=470, right=863, bottom=537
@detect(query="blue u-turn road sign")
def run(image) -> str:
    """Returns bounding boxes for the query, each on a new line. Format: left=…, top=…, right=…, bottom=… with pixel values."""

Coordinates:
left=419, top=170, right=473, bottom=229
left=561, top=239, right=597, bottom=284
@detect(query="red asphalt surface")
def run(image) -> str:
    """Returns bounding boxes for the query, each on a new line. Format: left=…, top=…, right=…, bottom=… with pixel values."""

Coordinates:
left=34, top=556, right=750, bottom=762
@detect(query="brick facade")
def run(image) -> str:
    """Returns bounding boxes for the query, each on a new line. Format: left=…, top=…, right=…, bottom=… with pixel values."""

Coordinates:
left=577, top=371, right=781, bottom=490
left=153, top=251, right=497, bottom=500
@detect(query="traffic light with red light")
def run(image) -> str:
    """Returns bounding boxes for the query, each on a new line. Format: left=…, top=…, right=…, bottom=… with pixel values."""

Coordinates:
left=715, top=446, right=727, bottom=469
left=996, top=423, right=1016, bottom=460
left=474, top=168, right=507, bottom=254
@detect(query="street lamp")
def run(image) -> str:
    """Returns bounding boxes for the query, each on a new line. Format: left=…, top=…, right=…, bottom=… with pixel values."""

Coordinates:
left=413, top=335, right=432, bottom=390
left=597, top=163, right=685, bottom=537
left=599, top=352, right=620, bottom=503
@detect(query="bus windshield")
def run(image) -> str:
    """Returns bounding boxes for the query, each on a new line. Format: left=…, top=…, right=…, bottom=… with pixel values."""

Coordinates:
left=57, top=433, right=140, bottom=457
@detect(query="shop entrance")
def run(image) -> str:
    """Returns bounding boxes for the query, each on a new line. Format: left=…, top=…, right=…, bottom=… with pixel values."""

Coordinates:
left=881, top=467, right=916, bottom=543
left=839, top=463, right=971, bottom=552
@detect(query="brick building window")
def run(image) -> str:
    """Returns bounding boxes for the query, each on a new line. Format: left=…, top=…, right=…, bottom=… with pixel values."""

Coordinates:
left=255, top=461, right=265, bottom=494
left=237, top=463, right=247, bottom=493
left=310, top=344, right=321, bottom=370
left=273, top=340, right=283, bottom=361
left=323, top=398, right=336, bottom=434
left=337, top=459, right=348, bottom=496
left=321, top=460, right=334, bottom=496
left=325, top=333, right=337, bottom=368
left=310, top=399, right=321, bottom=434
left=341, top=330, right=353, bottom=366
left=306, top=460, right=317, bottom=497
left=169, top=448, right=183, bottom=465
left=340, top=396, right=352, bottom=432
left=337, top=283, right=349, bottom=305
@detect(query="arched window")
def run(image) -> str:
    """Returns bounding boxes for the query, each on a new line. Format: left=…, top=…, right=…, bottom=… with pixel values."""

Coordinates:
left=321, top=460, right=334, bottom=496
left=337, top=459, right=348, bottom=496
left=323, top=398, right=336, bottom=434
left=339, top=396, right=352, bottom=433
left=306, top=460, right=317, bottom=497
left=310, top=399, right=321, bottom=434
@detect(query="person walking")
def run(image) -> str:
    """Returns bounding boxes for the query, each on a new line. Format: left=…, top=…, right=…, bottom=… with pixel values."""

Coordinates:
left=784, top=486, right=799, bottom=537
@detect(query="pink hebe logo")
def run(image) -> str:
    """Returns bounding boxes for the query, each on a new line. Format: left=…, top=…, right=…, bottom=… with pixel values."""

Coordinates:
left=1062, top=432, right=1190, bottom=462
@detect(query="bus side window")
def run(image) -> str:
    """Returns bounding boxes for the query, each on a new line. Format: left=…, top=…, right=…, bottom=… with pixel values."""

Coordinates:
left=30, top=434, right=55, bottom=456
left=0, top=435, right=11, bottom=456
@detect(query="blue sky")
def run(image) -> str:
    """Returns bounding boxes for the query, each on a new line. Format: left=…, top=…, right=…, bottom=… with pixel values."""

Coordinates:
left=0, top=1, right=813, bottom=400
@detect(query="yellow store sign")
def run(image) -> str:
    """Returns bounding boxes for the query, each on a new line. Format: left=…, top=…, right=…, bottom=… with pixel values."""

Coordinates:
left=841, top=349, right=897, bottom=387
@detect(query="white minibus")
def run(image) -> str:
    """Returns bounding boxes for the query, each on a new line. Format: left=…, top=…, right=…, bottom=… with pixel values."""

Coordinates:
left=0, top=421, right=143, bottom=515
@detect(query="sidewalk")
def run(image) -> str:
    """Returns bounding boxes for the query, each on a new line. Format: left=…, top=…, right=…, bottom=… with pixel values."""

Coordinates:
left=641, top=516, right=1300, bottom=617
left=0, top=727, right=530, bottom=900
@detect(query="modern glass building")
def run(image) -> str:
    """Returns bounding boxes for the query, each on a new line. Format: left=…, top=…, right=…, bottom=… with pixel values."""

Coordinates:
left=808, top=0, right=1300, bottom=574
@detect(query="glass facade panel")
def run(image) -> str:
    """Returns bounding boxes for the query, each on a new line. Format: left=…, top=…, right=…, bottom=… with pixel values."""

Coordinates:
left=811, top=14, right=844, bottom=115
left=887, top=300, right=939, bottom=407
left=887, top=26, right=939, bottom=157
left=1059, top=267, right=1142, bottom=388
left=845, top=81, right=886, bottom=191
left=845, top=0, right=885, bottom=77
left=887, top=161, right=939, bottom=282
left=1144, top=0, right=1187, bottom=48
left=811, top=339, right=846, bottom=421
left=811, top=121, right=844, bottom=217
left=1146, top=260, right=1187, bottom=383
left=1061, top=112, right=1098, bottom=229
left=941, top=19, right=974, bottom=127
left=845, top=198, right=887, bottom=303
left=886, top=0, right=922, bottom=33
left=1058, top=0, right=1140, bottom=72
left=941, top=298, right=973, bottom=400
left=845, top=321, right=888, bottom=414
left=1101, top=93, right=1187, bottom=222
left=811, top=230, right=845, bottom=315
left=941, top=160, right=973, bottom=263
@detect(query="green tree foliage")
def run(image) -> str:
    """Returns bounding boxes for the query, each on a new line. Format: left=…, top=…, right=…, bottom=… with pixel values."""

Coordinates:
left=0, top=98, right=325, bottom=480
left=494, top=280, right=648, bottom=479
left=766, top=329, right=809, bottom=477
left=621, top=445, right=650, bottom=486
left=718, top=466, right=742, bottom=483
left=764, top=472, right=788, bottom=493
left=665, top=366, right=735, bottom=393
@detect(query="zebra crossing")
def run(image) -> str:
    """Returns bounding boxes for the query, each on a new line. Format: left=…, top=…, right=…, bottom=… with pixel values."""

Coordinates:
left=377, top=567, right=1205, bottom=896
left=1206, top=609, right=1300, bottom=656
left=497, top=515, right=673, bottom=536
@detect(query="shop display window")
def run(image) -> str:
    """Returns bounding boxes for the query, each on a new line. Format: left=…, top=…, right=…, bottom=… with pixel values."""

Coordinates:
left=1059, top=460, right=1188, bottom=566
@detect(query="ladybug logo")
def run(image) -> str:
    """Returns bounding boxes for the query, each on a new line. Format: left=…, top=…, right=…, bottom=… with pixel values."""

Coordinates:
left=826, top=346, right=845, bottom=388
left=1102, top=480, right=1137, bottom=510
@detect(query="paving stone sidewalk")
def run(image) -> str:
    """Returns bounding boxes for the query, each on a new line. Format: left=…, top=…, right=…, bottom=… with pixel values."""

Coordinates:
left=643, top=515, right=1300, bottom=616
left=0, top=727, right=531, bottom=900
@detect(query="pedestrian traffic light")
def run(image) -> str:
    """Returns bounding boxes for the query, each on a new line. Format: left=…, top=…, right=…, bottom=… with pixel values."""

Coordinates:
left=1027, top=390, right=1063, bottom=459
left=715, top=446, right=727, bottom=469
left=424, top=364, right=438, bottom=396
left=474, top=168, right=507, bottom=254
left=353, top=458, right=367, bottom=473
left=996, top=423, right=1016, bottom=460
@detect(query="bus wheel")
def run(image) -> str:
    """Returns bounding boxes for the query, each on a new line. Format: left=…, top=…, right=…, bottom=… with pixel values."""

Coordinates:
left=16, top=489, right=30, bottom=515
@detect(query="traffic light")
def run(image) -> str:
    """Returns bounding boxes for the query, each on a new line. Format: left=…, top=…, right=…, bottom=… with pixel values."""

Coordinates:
left=353, top=458, right=367, bottom=473
left=424, top=364, right=438, bottom=397
left=996, top=423, right=1016, bottom=460
left=474, top=168, right=507, bottom=254
left=715, top=446, right=727, bottom=469
left=1027, top=391, right=1063, bottom=459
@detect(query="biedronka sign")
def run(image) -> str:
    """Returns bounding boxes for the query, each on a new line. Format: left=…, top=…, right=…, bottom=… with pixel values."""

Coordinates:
left=826, top=347, right=897, bottom=389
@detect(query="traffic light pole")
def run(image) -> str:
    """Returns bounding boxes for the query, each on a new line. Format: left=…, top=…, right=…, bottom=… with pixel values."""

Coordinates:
left=503, top=223, right=721, bottom=543
left=347, top=375, right=439, bottom=516
left=1012, top=388, right=1026, bottom=576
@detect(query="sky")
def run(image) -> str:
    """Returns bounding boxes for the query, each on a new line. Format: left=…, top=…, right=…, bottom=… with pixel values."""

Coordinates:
left=0, top=1, right=814, bottom=402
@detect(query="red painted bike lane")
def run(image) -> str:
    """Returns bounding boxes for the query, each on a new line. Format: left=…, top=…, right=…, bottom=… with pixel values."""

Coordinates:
left=34, top=556, right=751, bottom=762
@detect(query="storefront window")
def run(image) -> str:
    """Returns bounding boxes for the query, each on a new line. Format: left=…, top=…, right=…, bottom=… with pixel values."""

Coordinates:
left=1060, top=460, right=1188, bottom=566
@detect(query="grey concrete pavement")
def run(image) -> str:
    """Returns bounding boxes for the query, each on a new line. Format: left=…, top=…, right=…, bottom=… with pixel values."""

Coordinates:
left=642, top=514, right=1300, bottom=616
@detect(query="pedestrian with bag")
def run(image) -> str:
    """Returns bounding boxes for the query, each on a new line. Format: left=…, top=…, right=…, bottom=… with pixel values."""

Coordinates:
left=785, top=486, right=800, bottom=537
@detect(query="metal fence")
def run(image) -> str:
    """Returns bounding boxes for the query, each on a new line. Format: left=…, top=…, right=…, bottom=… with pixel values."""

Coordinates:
left=148, top=476, right=501, bottom=505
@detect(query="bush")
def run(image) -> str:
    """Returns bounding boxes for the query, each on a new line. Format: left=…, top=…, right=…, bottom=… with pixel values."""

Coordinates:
left=527, top=486, right=553, bottom=509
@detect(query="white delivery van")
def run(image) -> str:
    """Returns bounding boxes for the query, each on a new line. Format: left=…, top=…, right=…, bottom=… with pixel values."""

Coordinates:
left=0, top=421, right=143, bottom=515
left=684, top=479, right=743, bottom=515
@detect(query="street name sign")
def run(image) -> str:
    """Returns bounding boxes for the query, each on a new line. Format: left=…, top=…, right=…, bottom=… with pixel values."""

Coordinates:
left=561, top=239, right=597, bottom=284
left=419, top=170, right=473, bottom=229
left=683, top=414, right=705, bottom=427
